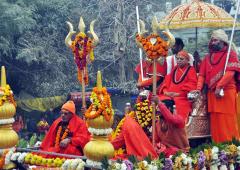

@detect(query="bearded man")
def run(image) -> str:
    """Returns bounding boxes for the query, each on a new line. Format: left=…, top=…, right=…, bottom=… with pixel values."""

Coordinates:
left=195, top=29, right=240, bottom=143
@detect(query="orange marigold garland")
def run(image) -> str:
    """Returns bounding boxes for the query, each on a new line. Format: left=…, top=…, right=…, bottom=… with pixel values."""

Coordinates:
left=55, top=125, right=69, bottom=148
left=70, top=32, right=94, bottom=85
left=136, top=34, right=168, bottom=59
left=85, top=87, right=114, bottom=121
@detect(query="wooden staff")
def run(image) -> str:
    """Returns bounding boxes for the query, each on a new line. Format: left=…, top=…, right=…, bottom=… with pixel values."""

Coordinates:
left=151, top=59, right=157, bottom=146
left=81, top=69, right=86, bottom=112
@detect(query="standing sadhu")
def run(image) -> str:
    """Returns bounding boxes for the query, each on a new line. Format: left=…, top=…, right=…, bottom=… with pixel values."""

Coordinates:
left=195, top=29, right=240, bottom=143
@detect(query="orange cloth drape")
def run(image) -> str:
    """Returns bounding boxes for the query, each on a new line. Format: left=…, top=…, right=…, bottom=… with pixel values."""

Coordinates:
left=237, top=93, right=240, bottom=136
left=111, top=116, right=158, bottom=160
left=208, top=89, right=240, bottom=143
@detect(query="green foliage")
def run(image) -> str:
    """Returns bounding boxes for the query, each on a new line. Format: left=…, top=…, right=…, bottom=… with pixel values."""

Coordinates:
left=29, top=133, right=37, bottom=147
left=16, top=138, right=28, bottom=148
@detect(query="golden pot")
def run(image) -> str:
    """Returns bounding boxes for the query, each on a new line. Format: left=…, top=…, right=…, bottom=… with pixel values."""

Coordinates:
left=87, top=115, right=113, bottom=129
left=0, top=124, right=19, bottom=149
left=83, top=136, right=114, bottom=161
left=0, top=102, right=16, bottom=119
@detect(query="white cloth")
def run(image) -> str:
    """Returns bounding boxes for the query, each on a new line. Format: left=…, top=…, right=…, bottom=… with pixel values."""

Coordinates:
left=166, top=54, right=194, bottom=75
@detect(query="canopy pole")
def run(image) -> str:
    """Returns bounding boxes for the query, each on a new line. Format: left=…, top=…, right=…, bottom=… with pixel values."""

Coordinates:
left=136, top=6, right=144, bottom=81
left=220, top=0, right=240, bottom=96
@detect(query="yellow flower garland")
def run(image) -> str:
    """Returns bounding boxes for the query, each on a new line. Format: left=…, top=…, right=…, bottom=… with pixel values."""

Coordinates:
left=0, top=85, right=16, bottom=107
left=135, top=100, right=152, bottom=128
left=85, top=87, right=114, bottom=121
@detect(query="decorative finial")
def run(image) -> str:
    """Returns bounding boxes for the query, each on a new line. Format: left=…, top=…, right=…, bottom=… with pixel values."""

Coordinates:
left=1, top=66, right=6, bottom=88
left=97, top=71, right=102, bottom=90
left=78, top=17, right=86, bottom=33
left=151, top=16, right=159, bottom=34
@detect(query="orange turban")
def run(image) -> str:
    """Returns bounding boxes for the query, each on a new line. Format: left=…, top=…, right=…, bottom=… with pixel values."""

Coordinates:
left=177, top=50, right=190, bottom=60
left=61, top=101, right=76, bottom=114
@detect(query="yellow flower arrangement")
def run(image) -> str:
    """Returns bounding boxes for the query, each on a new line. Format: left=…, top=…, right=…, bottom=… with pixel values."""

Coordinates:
left=85, top=87, right=114, bottom=121
left=135, top=100, right=152, bottom=128
left=0, top=85, right=16, bottom=107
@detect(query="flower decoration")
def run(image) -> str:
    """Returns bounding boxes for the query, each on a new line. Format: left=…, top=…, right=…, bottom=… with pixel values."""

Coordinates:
left=0, top=85, right=16, bottom=107
left=37, top=120, right=49, bottom=132
left=136, top=34, right=168, bottom=59
left=135, top=100, right=152, bottom=136
left=85, top=87, right=114, bottom=121
left=65, top=17, right=99, bottom=85
left=55, top=125, right=70, bottom=148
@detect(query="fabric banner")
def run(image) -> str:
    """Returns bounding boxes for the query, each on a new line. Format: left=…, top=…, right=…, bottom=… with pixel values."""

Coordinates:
left=17, top=96, right=66, bottom=112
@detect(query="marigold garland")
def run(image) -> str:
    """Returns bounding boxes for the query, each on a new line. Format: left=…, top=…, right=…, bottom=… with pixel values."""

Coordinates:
left=70, top=32, right=94, bottom=85
left=55, top=125, right=69, bottom=148
left=0, top=85, right=16, bottom=107
left=136, top=34, right=168, bottom=59
left=85, top=87, right=114, bottom=121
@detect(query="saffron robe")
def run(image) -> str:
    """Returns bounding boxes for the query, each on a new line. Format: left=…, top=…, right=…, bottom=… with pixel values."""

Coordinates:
left=159, top=65, right=197, bottom=121
left=135, top=60, right=167, bottom=91
left=40, top=115, right=90, bottom=156
left=111, top=116, right=158, bottom=160
left=155, top=102, right=189, bottom=157
left=198, top=46, right=240, bottom=143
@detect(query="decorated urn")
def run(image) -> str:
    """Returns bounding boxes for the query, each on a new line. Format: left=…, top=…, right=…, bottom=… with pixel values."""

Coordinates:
left=0, top=66, right=18, bottom=149
left=83, top=71, right=114, bottom=164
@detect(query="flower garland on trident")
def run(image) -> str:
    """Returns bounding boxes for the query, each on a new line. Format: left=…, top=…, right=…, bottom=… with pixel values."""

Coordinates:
left=135, top=17, right=175, bottom=60
left=65, top=17, right=99, bottom=85
left=85, top=87, right=114, bottom=121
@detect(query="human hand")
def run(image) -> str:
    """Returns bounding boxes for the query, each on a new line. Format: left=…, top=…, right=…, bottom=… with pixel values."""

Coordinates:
left=151, top=95, right=160, bottom=105
left=215, top=88, right=223, bottom=98
left=60, top=138, right=71, bottom=148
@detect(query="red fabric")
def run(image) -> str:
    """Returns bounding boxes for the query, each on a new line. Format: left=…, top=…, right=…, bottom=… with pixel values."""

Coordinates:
left=111, top=116, right=158, bottom=160
left=159, top=65, right=197, bottom=120
left=199, top=46, right=240, bottom=90
left=40, top=115, right=90, bottom=157
left=157, top=102, right=185, bottom=128
left=135, top=60, right=167, bottom=88
left=216, top=71, right=235, bottom=89
left=177, top=50, right=190, bottom=60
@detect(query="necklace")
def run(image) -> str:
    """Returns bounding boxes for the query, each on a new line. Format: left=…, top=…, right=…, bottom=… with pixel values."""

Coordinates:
left=55, top=125, right=69, bottom=148
left=173, top=66, right=191, bottom=84
left=209, top=51, right=226, bottom=65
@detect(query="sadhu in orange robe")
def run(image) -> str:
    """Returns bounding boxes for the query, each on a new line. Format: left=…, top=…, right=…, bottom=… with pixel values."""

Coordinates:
left=111, top=116, right=158, bottom=160
left=41, top=109, right=90, bottom=156
left=159, top=64, right=198, bottom=121
left=197, top=45, right=240, bottom=143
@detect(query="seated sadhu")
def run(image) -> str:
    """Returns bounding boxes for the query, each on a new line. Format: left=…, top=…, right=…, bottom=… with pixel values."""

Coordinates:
left=111, top=104, right=158, bottom=160
left=40, top=101, right=90, bottom=156
left=159, top=50, right=197, bottom=123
